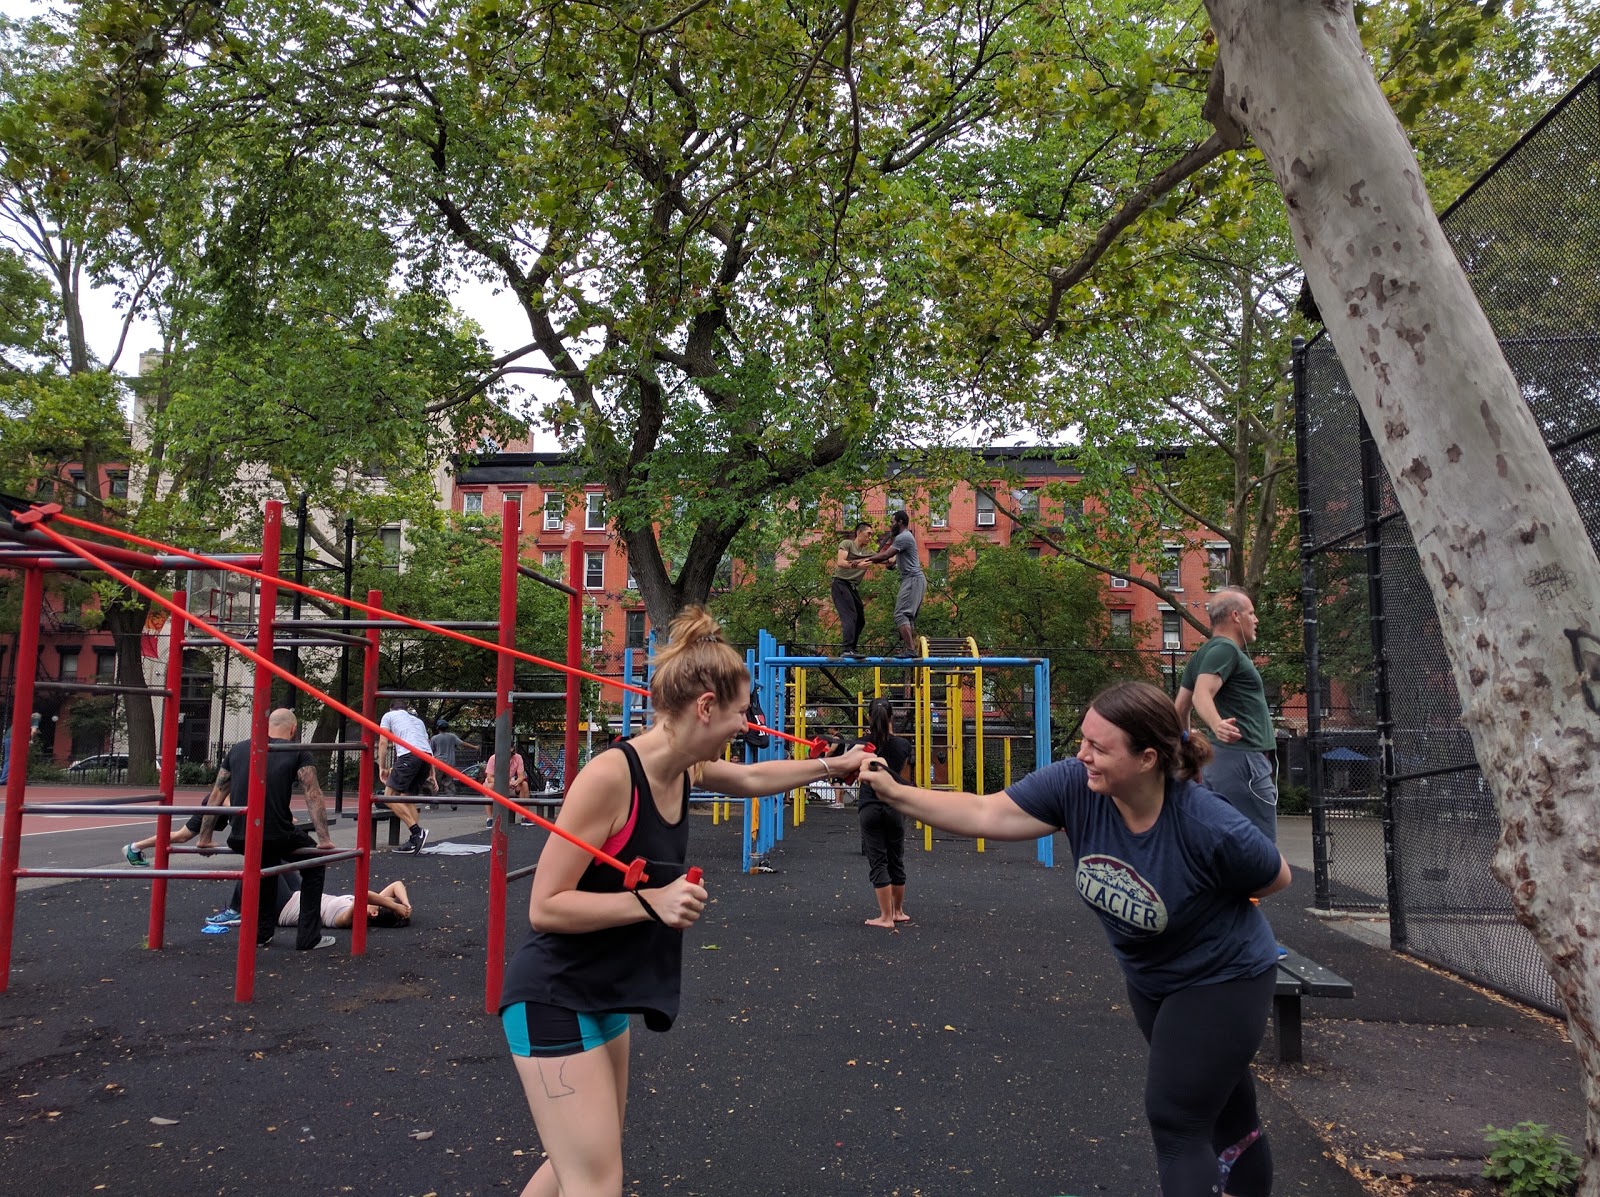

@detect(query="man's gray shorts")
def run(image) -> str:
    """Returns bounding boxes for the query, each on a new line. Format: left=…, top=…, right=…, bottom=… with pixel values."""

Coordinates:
left=893, top=575, right=927, bottom=627
left=1202, top=743, right=1278, bottom=842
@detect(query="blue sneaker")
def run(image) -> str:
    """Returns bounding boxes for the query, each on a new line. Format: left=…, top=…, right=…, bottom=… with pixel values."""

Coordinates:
left=206, top=908, right=241, bottom=927
left=1277, top=944, right=1289, bottom=960
left=200, top=923, right=231, bottom=936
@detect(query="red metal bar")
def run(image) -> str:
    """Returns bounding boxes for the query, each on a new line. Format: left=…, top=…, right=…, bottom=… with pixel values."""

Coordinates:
left=147, top=591, right=187, bottom=949
left=565, top=536, right=583, bottom=790
left=351, top=590, right=381, bottom=959
left=235, top=502, right=281, bottom=1002
left=0, top=567, right=45, bottom=993
left=486, top=497, right=519, bottom=1013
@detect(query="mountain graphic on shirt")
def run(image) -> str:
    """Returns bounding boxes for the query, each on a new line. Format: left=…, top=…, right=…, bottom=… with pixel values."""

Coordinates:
left=1075, top=854, right=1169, bottom=936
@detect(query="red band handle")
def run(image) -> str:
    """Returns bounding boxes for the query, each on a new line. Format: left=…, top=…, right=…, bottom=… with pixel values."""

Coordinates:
left=686, top=866, right=703, bottom=885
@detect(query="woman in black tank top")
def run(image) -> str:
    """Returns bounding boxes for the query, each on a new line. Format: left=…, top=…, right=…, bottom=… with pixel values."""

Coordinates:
left=499, top=607, right=869, bottom=1197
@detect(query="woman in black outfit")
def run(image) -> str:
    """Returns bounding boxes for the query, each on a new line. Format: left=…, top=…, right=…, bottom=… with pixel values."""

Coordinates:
left=858, top=699, right=912, bottom=928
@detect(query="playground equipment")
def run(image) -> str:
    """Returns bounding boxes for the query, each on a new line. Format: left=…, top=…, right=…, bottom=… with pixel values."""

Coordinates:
left=749, top=629, right=1055, bottom=866
left=0, top=497, right=813, bottom=1006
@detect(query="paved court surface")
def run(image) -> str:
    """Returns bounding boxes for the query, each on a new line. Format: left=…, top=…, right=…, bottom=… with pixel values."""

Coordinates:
left=0, top=801, right=1581, bottom=1195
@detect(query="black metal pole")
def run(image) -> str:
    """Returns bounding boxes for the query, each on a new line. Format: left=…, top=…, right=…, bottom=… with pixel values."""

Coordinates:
left=1358, top=411, right=1406, bottom=946
left=335, top=517, right=354, bottom=817
left=1292, top=336, right=1333, bottom=910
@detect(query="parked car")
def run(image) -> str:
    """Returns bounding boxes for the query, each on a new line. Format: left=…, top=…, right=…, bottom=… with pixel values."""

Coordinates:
left=66, top=753, right=129, bottom=779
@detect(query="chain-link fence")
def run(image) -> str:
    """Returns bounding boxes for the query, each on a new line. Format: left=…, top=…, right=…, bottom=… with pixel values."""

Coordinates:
left=1295, top=66, right=1600, bottom=1012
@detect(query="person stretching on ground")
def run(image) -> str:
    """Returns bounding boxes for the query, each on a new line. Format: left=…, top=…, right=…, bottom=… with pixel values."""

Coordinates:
left=498, top=605, right=868, bottom=1197
left=377, top=699, right=431, bottom=853
left=124, top=777, right=232, bottom=867
left=279, top=879, right=413, bottom=930
left=857, top=699, right=912, bottom=929
left=860, top=681, right=1289, bottom=1197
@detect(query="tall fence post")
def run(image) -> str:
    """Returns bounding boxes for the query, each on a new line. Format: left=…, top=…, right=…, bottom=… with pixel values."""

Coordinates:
left=1292, top=337, right=1334, bottom=910
left=486, top=496, right=519, bottom=1013
left=564, top=535, right=583, bottom=788
left=351, top=589, right=382, bottom=958
left=1358, top=416, right=1406, bottom=947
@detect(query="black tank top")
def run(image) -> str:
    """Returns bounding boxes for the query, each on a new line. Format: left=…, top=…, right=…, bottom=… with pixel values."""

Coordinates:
left=498, top=742, right=692, bottom=1031
left=857, top=735, right=912, bottom=807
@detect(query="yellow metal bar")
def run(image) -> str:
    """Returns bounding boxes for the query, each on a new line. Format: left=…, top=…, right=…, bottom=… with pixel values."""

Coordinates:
left=1004, top=738, right=1013, bottom=788
left=793, top=668, right=808, bottom=825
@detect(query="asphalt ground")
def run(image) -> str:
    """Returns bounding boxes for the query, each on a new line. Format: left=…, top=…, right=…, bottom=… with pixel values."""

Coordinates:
left=0, top=802, right=1581, bottom=1196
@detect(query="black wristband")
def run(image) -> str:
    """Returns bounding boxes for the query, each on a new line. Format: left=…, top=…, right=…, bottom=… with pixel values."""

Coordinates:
left=633, top=890, right=665, bottom=926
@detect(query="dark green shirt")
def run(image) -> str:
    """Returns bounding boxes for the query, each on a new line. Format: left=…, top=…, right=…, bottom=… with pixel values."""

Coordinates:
left=1180, top=637, right=1274, bottom=752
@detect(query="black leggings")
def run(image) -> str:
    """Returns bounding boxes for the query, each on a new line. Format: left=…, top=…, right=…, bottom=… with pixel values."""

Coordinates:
left=1126, top=968, right=1276, bottom=1197
left=858, top=802, right=905, bottom=888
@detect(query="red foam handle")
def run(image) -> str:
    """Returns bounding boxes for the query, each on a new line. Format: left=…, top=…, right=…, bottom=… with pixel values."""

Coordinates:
left=686, top=866, right=703, bottom=885
left=624, top=857, right=650, bottom=890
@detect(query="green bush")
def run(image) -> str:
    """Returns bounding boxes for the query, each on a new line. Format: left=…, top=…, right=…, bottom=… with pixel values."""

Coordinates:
left=1483, top=1122, right=1580, bottom=1196
left=1278, top=783, right=1310, bottom=816
left=177, top=760, right=214, bottom=786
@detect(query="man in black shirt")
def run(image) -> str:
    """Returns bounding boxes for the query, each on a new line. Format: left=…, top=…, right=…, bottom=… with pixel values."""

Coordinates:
left=200, top=707, right=336, bottom=950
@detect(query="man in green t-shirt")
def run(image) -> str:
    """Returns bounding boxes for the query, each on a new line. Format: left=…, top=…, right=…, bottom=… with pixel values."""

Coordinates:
left=1175, top=587, right=1279, bottom=843
left=831, top=521, right=874, bottom=657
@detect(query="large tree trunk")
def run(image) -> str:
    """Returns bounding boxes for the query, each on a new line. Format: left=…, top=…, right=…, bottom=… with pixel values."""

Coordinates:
left=101, top=595, right=157, bottom=786
left=1203, top=0, right=1600, bottom=1182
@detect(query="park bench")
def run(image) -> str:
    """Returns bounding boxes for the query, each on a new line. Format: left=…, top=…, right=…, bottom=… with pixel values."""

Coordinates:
left=1273, top=949, right=1356, bottom=1064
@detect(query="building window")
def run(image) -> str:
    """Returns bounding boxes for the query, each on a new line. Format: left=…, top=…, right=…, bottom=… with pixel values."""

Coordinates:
left=96, top=649, right=117, bottom=679
left=108, top=471, right=129, bottom=499
left=885, top=493, right=905, bottom=515
left=462, top=492, right=484, bottom=515
left=1109, top=610, right=1133, bottom=641
left=929, top=503, right=948, bottom=529
left=976, top=491, right=996, bottom=527
left=625, top=611, right=647, bottom=650
left=1025, top=546, right=1042, bottom=558
left=1013, top=488, right=1040, bottom=519
left=70, top=470, right=89, bottom=507
left=1161, top=610, right=1182, bottom=651
left=1159, top=547, right=1183, bottom=590
left=379, top=526, right=403, bottom=560
left=626, top=561, right=638, bottom=590
left=1206, top=545, right=1231, bottom=590
left=543, top=492, right=565, bottom=531
left=542, top=550, right=564, bottom=575
left=582, top=599, right=604, bottom=647
left=927, top=547, right=949, bottom=581
left=585, top=491, right=606, bottom=531
left=59, top=647, right=80, bottom=679
left=841, top=494, right=862, bottom=525
left=584, top=551, right=605, bottom=591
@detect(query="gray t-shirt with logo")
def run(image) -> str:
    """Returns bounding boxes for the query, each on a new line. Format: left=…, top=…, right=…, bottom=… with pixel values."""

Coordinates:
left=1005, top=758, right=1280, bottom=997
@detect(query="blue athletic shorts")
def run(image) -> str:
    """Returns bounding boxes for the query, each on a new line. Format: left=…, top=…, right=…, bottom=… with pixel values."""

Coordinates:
left=501, top=1001, right=629, bottom=1058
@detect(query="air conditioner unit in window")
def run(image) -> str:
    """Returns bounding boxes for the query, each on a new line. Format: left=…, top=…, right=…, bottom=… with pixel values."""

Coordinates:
left=1109, top=576, right=1129, bottom=589
left=976, top=511, right=996, bottom=527
left=543, top=513, right=562, bottom=531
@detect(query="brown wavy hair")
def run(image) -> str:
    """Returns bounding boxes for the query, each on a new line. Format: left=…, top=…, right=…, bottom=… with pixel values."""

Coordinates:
left=1088, top=681, right=1213, bottom=781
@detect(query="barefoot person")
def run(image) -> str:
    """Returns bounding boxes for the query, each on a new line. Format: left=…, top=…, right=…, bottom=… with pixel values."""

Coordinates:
left=860, top=681, right=1289, bottom=1197
left=858, top=699, right=912, bottom=929
left=498, top=606, right=866, bottom=1197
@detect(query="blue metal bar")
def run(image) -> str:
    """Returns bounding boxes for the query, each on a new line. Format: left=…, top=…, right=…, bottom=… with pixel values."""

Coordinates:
left=765, top=654, right=1043, bottom=668
left=1034, top=658, right=1054, bottom=867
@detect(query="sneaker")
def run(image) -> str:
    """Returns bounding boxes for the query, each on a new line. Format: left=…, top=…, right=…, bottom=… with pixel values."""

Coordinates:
left=124, top=843, right=148, bottom=867
left=303, top=935, right=337, bottom=951
left=408, top=827, right=429, bottom=854
left=1277, top=944, right=1290, bottom=960
left=206, top=908, right=241, bottom=926
left=484, top=817, right=495, bottom=829
left=200, top=922, right=231, bottom=935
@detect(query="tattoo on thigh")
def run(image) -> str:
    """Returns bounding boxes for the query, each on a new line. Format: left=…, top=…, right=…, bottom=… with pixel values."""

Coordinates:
left=535, top=1057, right=576, bottom=1099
